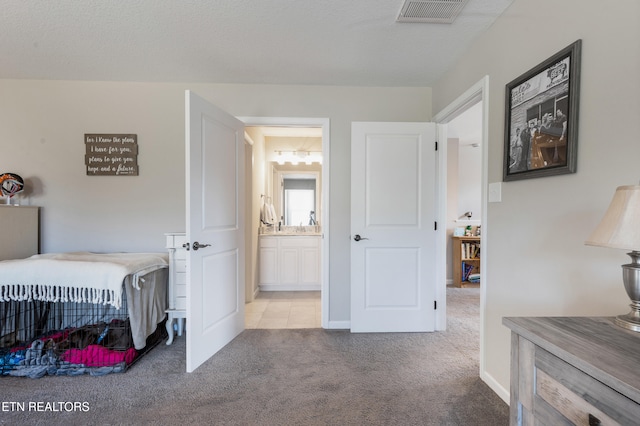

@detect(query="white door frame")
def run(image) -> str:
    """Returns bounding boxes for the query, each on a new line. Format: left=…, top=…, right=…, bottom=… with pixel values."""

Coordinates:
left=433, top=76, right=493, bottom=389
left=238, top=116, right=331, bottom=329
left=243, top=133, right=255, bottom=303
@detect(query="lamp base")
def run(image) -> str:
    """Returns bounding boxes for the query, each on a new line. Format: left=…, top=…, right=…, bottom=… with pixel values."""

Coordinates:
left=617, top=250, right=640, bottom=332
left=615, top=311, right=640, bottom=332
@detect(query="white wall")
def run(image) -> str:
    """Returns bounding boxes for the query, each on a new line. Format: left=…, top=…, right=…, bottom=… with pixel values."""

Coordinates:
left=0, top=80, right=431, bottom=324
left=448, top=102, right=482, bottom=222
left=457, top=146, right=481, bottom=218
left=433, top=0, right=640, bottom=398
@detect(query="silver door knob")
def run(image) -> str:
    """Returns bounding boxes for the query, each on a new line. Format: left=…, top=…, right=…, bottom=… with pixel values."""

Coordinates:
left=192, top=241, right=211, bottom=251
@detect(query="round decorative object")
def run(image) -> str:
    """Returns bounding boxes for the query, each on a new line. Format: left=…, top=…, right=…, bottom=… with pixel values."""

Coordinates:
left=0, top=173, right=24, bottom=198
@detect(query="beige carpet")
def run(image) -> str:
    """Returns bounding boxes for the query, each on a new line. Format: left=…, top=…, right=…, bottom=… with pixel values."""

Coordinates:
left=0, top=287, right=508, bottom=425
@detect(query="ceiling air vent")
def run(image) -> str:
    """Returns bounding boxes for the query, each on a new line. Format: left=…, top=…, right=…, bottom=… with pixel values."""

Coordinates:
left=397, top=0, right=469, bottom=24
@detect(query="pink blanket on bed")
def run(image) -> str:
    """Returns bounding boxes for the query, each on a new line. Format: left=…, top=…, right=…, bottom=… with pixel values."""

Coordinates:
left=61, top=345, right=137, bottom=367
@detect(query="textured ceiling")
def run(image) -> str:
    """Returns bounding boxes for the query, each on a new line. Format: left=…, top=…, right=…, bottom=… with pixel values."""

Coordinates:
left=1, top=0, right=513, bottom=87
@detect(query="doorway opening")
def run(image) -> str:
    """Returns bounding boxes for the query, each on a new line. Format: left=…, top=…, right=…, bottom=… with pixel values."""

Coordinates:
left=445, top=101, right=482, bottom=290
left=241, top=117, right=330, bottom=330
left=433, top=76, right=489, bottom=383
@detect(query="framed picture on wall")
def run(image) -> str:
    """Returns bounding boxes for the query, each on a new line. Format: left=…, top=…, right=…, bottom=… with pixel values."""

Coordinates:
left=503, top=39, right=582, bottom=181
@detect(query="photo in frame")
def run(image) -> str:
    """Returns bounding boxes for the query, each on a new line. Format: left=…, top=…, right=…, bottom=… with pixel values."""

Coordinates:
left=503, top=39, right=581, bottom=181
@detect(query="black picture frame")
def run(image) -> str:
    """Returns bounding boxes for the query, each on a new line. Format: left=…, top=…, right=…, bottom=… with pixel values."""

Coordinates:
left=503, top=40, right=581, bottom=181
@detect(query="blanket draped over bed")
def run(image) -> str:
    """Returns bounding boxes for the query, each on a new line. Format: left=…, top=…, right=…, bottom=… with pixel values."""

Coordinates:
left=0, top=252, right=168, bottom=310
left=0, top=252, right=169, bottom=351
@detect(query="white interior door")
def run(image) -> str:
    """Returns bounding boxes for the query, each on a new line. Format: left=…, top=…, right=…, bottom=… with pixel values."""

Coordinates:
left=185, top=90, right=245, bottom=372
left=351, top=122, right=437, bottom=332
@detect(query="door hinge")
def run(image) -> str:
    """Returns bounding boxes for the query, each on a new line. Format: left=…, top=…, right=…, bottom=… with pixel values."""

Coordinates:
left=434, top=221, right=437, bottom=231
left=434, top=301, right=437, bottom=310
left=435, top=141, right=438, bottom=151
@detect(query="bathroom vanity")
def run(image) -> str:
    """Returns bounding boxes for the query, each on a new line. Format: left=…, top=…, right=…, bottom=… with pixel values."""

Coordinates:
left=259, top=230, right=321, bottom=291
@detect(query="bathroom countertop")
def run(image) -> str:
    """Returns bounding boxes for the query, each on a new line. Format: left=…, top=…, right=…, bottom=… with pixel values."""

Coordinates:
left=260, top=225, right=321, bottom=236
left=260, top=232, right=322, bottom=236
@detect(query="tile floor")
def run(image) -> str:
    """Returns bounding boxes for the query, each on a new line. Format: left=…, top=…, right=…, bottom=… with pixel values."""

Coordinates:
left=245, top=291, right=321, bottom=329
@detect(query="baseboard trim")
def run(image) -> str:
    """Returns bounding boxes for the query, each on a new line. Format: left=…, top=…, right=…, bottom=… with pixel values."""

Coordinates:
left=481, top=370, right=510, bottom=404
left=326, top=320, right=350, bottom=330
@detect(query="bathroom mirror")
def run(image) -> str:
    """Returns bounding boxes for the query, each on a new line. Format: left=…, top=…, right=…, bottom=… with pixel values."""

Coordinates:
left=270, top=165, right=321, bottom=226
left=283, top=175, right=316, bottom=226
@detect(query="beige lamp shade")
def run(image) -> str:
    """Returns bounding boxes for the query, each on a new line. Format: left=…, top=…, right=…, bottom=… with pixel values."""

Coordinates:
left=586, top=185, right=640, bottom=251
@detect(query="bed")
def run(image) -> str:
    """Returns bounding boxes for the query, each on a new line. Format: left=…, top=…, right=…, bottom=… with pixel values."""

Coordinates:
left=0, top=252, right=169, bottom=378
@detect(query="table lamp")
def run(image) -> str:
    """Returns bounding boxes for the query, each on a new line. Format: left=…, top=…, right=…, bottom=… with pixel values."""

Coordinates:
left=585, top=185, right=640, bottom=331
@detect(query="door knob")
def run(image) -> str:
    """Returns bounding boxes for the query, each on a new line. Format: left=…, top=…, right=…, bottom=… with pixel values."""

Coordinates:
left=192, top=241, right=211, bottom=251
left=353, top=234, right=369, bottom=241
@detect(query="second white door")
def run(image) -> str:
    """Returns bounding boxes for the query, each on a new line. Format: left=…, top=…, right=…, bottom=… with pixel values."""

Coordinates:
left=351, top=122, right=438, bottom=332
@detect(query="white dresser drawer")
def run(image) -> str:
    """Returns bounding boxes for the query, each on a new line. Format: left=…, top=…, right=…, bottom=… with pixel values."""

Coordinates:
left=279, top=236, right=320, bottom=248
left=259, top=236, right=279, bottom=248
left=175, top=271, right=187, bottom=286
left=174, top=281, right=187, bottom=297
left=175, top=247, right=187, bottom=261
left=166, top=233, right=188, bottom=250
left=175, top=297, right=187, bottom=311
left=174, top=259, right=187, bottom=274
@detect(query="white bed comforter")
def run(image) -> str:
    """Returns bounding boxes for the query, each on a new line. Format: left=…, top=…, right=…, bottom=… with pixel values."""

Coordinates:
left=0, top=252, right=168, bottom=309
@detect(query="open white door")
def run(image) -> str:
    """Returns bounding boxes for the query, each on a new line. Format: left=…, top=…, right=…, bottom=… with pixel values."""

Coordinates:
left=351, top=122, right=437, bottom=332
left=185, top=90, right=245, bottom=372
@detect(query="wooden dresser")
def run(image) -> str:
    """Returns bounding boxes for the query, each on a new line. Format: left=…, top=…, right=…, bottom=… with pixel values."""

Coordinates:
left=503, top=317, right=640, bottom=425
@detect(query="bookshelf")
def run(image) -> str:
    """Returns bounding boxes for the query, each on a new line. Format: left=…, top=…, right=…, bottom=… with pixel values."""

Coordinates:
left=452, top=236, right=480, bottom=288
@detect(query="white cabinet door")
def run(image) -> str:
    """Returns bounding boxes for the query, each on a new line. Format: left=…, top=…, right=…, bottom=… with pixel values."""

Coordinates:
left=301, top=247, right=320, bottom=285
left=280, top=248, right=299, bottom=284
left=259, top=248, right=278, bottom=284
left=259, top=237, right=278, bottom=285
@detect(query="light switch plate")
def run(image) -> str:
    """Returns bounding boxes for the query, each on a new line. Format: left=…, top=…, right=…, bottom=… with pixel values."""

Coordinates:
left=488, top=182, right=502, bottom=203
